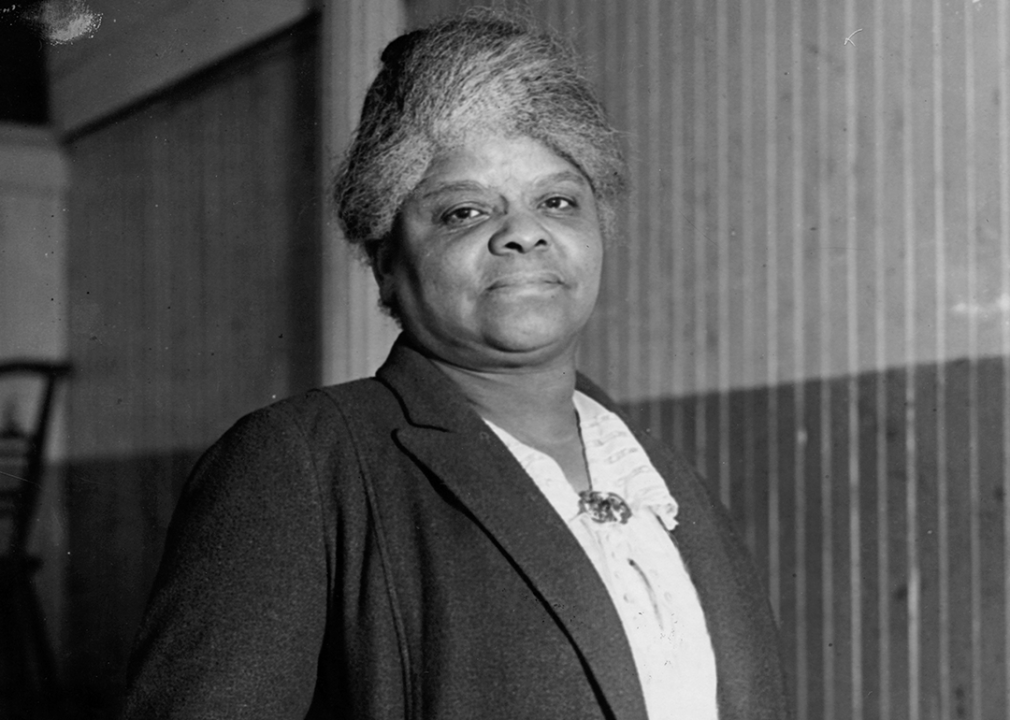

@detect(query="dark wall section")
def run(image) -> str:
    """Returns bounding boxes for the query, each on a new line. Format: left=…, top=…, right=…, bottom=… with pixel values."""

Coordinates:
left=64, top=451, right=199, bottom=710
left=624, top=355, right=1010, bottom=720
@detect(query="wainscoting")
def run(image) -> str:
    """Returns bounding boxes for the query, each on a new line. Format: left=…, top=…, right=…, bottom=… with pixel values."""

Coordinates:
left=62, top=452, right=200, bottom=710
left=625, top=355, right=1010, bottom=720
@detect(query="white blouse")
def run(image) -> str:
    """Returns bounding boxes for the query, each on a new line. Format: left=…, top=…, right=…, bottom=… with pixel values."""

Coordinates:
left=484, top=392, right=719, bottom=720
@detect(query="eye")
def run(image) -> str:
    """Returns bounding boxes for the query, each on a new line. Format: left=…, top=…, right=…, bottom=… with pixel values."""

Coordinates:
left=541, top=195, right=577, bottom=212
left=441, top=205, right=486, bottom=226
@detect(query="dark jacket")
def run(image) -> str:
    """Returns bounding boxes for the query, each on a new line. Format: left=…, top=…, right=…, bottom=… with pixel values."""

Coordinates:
left=121, top=338, right=790, bottom=719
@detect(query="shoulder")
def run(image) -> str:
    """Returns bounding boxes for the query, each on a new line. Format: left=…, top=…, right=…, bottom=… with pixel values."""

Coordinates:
left=218, top=377, right=403, bottom=452
left=180, top=378, right=406, bottom=514
left=171, top=378, right=411, bottom=561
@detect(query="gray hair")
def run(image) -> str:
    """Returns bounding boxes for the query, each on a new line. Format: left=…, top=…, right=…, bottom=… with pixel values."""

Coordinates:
left=332, top=11, right=627, bottom=270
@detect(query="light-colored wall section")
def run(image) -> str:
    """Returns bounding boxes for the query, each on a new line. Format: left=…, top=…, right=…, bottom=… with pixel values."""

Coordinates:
left=0, top=122, right=70, bottom=659
left=320, top=0, right=404, bottom=385
left=0, top=123, right=69, bottom=380
left=47, top=0, right=312, bottom=135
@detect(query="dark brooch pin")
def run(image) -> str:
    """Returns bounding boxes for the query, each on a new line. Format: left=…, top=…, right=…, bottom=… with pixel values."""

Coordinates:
left=578, top=490, right=633, bottom=524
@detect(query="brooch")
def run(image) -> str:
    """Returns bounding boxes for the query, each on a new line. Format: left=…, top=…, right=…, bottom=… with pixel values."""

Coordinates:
left=578, top=490, right=633, bottom=524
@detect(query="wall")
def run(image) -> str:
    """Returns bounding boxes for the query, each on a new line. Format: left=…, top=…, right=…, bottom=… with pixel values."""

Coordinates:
left=0, top=123, right=70, bottom=665
left=319, top=1, right=404, bottom=385
left=62, top=21, right=320, bottom=706
left=66, top=27, right=320, bottom=459
left=0, top=125, right=69, bottom=367
left=47, top=0, right=312, bottom=135
left=624, top=357, right=1009, bottom=720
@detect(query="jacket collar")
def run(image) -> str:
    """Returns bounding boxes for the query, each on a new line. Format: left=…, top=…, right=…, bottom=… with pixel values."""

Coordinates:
left=376, top=336, right=650, bottom=720
left=375, top=336, right=482, bottom=431
left=374, top=335, right=613, bottom=429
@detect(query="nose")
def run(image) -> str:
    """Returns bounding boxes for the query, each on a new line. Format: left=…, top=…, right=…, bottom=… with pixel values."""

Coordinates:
left=488, top=210, right=550, bottom=255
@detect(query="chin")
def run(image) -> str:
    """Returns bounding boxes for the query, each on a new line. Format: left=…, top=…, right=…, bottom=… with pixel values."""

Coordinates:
left=479, top=318, right=582, bottom=361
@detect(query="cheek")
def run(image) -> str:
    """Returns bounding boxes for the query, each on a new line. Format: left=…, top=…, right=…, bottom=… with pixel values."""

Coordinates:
left=579, top=241, right=605, bottom=310
left=583, top=261, right=603, bottom=309
left=402, top=247, right=476, bottom=315
left=579, top=232, right=605, bottom=281
left=589, top=238, right=604, bottom=270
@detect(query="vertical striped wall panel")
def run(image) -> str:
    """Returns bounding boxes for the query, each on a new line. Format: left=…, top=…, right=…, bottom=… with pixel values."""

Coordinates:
left=319, top=0, right=405, bottom=386
left=560, top=0, right=1010, bottom=400
left=66, top=21, right=320, bottom=458
left=61, top=21, right=322, bottom=700
left=623, top=358, right=1010, bottom=720
left=399, top=2, right=1010, bottom=719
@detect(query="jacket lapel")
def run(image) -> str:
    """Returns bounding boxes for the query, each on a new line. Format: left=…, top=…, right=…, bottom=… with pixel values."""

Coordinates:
left=378, top=339, right=649, bottom=720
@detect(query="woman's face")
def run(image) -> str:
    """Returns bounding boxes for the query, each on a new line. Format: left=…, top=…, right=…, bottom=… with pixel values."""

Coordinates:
left=378, top=135, right=604, bottom=372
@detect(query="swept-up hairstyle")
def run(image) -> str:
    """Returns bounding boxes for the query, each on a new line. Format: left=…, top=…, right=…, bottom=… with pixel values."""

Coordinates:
left=332, top=11, right=627, bottom=273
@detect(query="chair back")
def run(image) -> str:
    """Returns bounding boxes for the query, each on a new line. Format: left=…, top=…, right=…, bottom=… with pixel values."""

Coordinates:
left=0, top=360, right=71, bottom=558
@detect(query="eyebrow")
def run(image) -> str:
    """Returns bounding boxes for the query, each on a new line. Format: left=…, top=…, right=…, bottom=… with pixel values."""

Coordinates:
left=411, top=180, right=487, bottom=203
left=538, top=170, right=592, bottom=189
left=411, top=170, right=591, bottom=203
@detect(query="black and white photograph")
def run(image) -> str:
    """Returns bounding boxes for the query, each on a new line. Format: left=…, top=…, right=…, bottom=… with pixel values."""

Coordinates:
left=1, top=1, right=1009, bottom=718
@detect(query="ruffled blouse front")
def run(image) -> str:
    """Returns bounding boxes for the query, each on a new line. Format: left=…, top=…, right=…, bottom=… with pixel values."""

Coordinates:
left=485, top=392, right=719, bottom=720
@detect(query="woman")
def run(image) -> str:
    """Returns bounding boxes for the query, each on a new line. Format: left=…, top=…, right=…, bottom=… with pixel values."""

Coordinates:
left=121, top=12, right=790, bottom=720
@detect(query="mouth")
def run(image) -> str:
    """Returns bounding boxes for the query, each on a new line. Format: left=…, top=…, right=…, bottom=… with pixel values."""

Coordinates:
left=487, top=271, right=565, bottom=291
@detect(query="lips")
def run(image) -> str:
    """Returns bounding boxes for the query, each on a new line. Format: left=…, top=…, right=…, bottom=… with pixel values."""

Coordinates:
left=486, top=270, right=565, bottom=291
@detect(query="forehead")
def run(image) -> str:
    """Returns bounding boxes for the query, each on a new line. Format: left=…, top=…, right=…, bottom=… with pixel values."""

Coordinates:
left=412, top=135, right=590, bottom=196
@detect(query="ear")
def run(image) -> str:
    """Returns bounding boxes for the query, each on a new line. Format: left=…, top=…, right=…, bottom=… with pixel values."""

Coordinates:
left=369, top=239, right=398, bottom=308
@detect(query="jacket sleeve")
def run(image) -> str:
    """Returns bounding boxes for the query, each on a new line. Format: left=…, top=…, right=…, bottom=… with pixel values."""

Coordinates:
left=119, top=405, right=330, bottom=719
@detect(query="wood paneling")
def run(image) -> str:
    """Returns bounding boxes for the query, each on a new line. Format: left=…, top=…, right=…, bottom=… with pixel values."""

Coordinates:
left=567, top=0, right=1009, bottom=398
left=64, top=451, right=199, bottom=703
left=61, top=24, right=321, bottom=706
left=624, top=356, right=1010, bottom=720
left=66, top=20, right=320, bottom=460
left=319, top=0, right=405, bottom=386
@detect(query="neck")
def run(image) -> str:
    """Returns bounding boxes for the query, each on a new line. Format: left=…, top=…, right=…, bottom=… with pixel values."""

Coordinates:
left=428, top=354, right=581, bottom=448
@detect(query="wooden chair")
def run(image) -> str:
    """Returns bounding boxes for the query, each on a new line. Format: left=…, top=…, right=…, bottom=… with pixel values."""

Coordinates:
left=0, top=360, right=71, bottom=714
